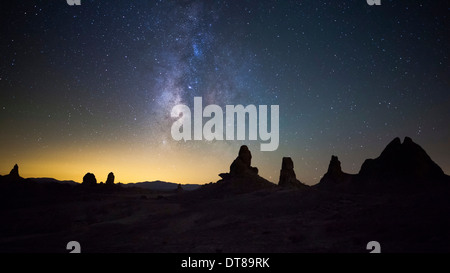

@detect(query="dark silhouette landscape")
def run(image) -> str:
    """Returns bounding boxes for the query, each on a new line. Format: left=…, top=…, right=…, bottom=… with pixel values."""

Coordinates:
left=0, top=137, right=449, bottom=253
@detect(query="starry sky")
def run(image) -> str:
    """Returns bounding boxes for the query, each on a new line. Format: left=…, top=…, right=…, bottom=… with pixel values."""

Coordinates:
left=1, top=0, right=449, bottom=185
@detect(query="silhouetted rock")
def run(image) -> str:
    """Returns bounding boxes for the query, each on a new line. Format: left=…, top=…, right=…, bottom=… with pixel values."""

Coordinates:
left=317, top=156, right=354, bottom=188
left=106, top=172, right=115, bottom=186
left=0, top=164, right=23, bottom=183
left=327, top=156, right=342, bottom=178
left=230, top=145, right=258, bottom=176
left=358, top=136, right=446, bottom=184
left=218, top=173, right=231, bottom=179
left=239, top=145, right=251, bottom=167
left=9, top=164, right=20, bottom=179
left=82, top=173, right=97, bottom=186
left=176, top=184, right=184, bottom=193
left=278, top=157, right=308, bottom=188
left=196, top=145, right=276, bottom=196
left=318, top=137, right=449, bottom=190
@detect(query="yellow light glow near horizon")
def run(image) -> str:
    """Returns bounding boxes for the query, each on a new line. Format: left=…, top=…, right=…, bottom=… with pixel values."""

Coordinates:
left=0, top=138, right=283, bottom=185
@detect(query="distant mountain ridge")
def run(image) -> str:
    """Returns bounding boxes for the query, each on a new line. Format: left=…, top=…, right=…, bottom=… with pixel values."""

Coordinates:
left=0, top=168, right=201, bottom=192
left=124, top=181, right=201, bottom=191
left=30, top=178, right=202, bottom=191
left=28, top=178, right=78, bottom=186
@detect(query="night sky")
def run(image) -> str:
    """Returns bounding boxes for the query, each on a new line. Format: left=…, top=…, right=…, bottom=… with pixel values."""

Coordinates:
left=1, top=0, right=449, bottom=185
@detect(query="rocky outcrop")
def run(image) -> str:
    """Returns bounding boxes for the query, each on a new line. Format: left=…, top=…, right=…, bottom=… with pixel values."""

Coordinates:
left=0, top=164, right=23, bottom=183
left=9, top=164, right=19, bottom=178
left=8, top=164, right=21, bottom=180
left=82, top=173, right=97, bottom=186
left=317, top=155, right=354, bottom=187
left=318, top=137, right=449, bottom=190
left=106, top=172, right=115, bottom=186
left=327, top=156, right=342, bottom=178
left=358, top=137, right=446, bottom=183
left=203, top=145, right=276, bottom=196
left=278, top=157, right=308, bottom=188
left=229, top=145, right=258, bottom=176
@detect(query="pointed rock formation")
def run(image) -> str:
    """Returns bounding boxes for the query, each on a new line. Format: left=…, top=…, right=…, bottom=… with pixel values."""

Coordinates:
left=278, top=157, right=308, bottom=188
left=9, top=164, right=21, bottom=180
left=105, top=172, right=115, bottom=186
left=0, top=164, right=23, bottom=183
left=318, top=155, right=354, bottom=187
left=82, top=173, right=97, bottom=186
left=326, top=156, right=344, bottom=180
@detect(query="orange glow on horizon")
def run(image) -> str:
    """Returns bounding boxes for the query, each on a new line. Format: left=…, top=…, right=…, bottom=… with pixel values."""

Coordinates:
left=0, top=139, right=284, bottom=185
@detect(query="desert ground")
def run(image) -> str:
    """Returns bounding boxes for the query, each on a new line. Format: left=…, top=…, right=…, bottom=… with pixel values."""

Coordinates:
left=1, top=182, right=449, bottom=253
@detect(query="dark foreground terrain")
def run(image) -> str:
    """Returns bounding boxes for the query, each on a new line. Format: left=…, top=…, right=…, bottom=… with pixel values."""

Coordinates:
left=0, top=182, right=449, bottom=253
left=1, top=137, right=449, bottom=253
